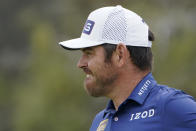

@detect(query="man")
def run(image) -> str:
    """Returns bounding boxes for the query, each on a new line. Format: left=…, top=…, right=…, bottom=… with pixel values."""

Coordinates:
left=59, top=5, right=196, bottom=131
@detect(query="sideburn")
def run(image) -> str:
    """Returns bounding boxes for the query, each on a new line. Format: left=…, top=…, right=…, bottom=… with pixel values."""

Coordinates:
left=102, top=44, right=117, bottom=63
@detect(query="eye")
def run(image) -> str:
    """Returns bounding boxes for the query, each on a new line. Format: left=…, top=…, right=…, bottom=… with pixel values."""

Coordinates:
left=82, top=47, right=94, bottom=57
left=85, top=51, right=93, bottom=56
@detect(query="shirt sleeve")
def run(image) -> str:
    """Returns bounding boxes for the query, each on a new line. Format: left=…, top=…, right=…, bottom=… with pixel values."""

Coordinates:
left=163, top=92, right=196, bottom=131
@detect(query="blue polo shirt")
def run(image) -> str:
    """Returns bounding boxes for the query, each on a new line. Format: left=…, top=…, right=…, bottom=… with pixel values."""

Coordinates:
left=90, top=73, right=196, bottom=131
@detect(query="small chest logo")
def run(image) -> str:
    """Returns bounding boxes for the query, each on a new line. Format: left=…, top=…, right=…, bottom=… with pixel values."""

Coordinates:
left=130, top=109, right=155, bottom=121
left=96, top=119, right=108, bottom=131
left=83, top=20, right=95, bottom=35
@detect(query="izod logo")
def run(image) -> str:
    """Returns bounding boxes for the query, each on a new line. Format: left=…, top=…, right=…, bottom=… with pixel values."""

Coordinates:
left=130, top=109, right=155, bottom=121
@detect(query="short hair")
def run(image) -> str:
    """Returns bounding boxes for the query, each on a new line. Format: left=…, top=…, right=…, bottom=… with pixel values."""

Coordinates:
left=102, top=30, right=154, bottom=71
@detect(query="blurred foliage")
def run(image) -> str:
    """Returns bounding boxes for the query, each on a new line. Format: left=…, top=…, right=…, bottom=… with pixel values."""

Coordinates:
left=0, top=0, right=196, bottom=130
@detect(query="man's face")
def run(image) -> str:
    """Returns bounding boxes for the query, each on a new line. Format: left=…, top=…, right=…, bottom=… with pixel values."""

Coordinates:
left=77, top=46, right=118, bottom=97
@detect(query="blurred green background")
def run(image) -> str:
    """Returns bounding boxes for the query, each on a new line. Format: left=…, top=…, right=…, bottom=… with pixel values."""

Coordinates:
left=0, top=0, right=196, bottom=130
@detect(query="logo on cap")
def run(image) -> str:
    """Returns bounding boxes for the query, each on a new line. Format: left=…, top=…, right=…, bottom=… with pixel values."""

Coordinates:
left=83, top=20, right=95, bottom=35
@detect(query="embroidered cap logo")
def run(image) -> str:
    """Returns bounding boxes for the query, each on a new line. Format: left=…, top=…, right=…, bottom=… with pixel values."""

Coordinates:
left=83, top=20, right=95, bottom=35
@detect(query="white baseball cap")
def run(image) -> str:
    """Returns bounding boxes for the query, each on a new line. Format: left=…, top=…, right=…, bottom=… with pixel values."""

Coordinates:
left=59, top=5, right=152, bottom=50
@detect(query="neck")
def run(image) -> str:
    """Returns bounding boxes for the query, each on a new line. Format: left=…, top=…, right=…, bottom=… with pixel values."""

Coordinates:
left=107, top=69, right=150, bottom=110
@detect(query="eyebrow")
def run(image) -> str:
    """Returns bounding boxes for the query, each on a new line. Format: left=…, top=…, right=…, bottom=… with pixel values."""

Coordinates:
left=82, top=47, right=93, bottom=52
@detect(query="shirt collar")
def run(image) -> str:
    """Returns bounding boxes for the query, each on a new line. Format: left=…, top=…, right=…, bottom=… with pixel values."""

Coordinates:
left=103, top=72, right=157, bottom=118
left=127, top=72, right=157, bottom=104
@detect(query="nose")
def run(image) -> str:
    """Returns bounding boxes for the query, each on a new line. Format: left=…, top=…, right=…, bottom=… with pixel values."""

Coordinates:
left=77, top=54, right=87, bottom=68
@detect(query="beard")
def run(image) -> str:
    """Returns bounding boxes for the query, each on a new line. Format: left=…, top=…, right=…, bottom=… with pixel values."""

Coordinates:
left=84, top=63, right=118, bottom=97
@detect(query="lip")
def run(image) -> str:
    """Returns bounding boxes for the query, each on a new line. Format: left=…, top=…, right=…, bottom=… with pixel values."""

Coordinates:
left=83, top=67, right=92, bottom=74
left=82, top=67, right=93, bottom=81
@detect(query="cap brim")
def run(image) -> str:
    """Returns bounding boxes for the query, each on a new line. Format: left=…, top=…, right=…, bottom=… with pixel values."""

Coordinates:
left=59, top=38, right=104, bottom=50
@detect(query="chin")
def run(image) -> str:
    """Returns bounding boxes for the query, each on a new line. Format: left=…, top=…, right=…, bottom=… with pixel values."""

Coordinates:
left=84, top=84, right=103, bottom=97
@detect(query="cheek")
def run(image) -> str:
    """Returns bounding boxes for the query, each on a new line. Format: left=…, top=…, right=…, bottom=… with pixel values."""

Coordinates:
left=97, top=63, right=116, bottom=79
left=88, top=58, right=104, bottom=71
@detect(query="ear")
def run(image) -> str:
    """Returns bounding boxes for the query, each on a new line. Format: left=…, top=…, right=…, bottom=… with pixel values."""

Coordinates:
left=112, top=43, right=129, bottom=67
